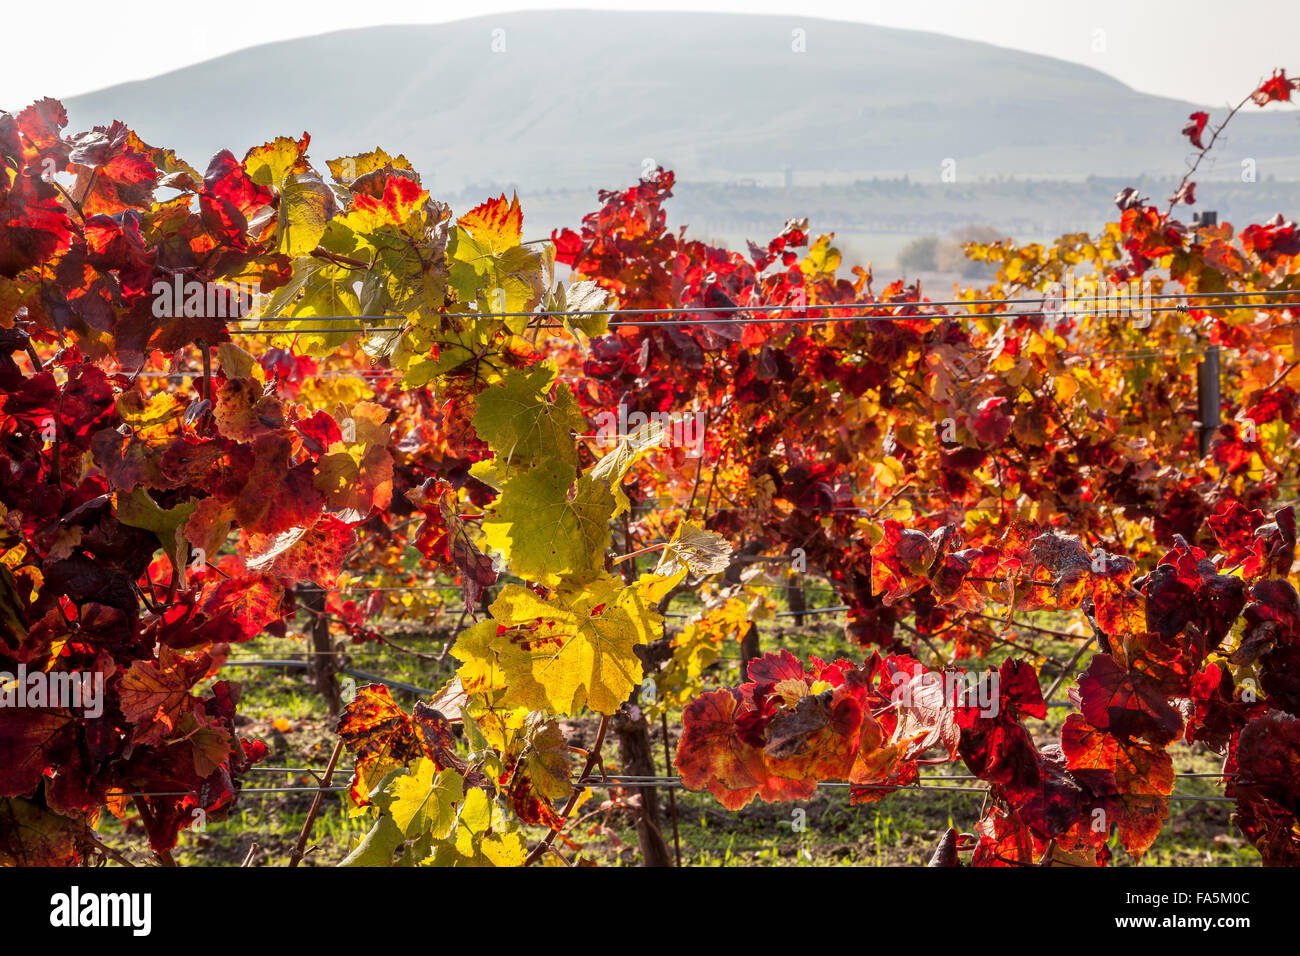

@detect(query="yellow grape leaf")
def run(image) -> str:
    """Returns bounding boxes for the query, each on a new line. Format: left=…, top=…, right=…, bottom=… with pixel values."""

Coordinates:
left=588, top=418, right=667, bottom=516
left=467, top=457, right=507, bottom=492
left=634, top=568, right=687, bottom=609
left=462, top=695, right=530, bottom=753
left=216, top=342, right=258, bottom=382
left=1261, top=418, right=1289, bottom=463
left=647, top=593, right=749, bottom=716
left=428, top=788, right=526, bottom=868
left=451, top=620, right=511, bottom=698
left=476, top=575, right=659, bottom=715
left=481, top=460, right=614, bottom=589
left=1054, top=373, right=1079, bottom=406
left=116, top=390, right=184, bottom=439
left=518, top=714, right=573, bottom=801
left=277, top=173, right=335, bottom=257
left=801, top=234, right=842, bottom=279
left=242, top=137, right=335, bottom=257
left=389, top=760, right=463, bottom=839
left=653, top=520, right=733, bottom=577
left=457, top=193, right=523, bottom=255
left=244, top=136, right=335, bottom=260
left=244, top=135, right=311, bottom=189
left=471, top=365, right=585, bottom=475
left=327, top=148, right=415, bottom=185
left=448, top=195, right=543, bottom=328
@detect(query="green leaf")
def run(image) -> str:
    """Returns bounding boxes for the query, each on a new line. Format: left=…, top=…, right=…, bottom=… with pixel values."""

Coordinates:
left=269, top=262, right=362, bottom=356
left=339, top=813, right=405, bottom=867
left=448, top=227, right=545, bottom=332
left=114, top=487, right=198, bottom=579
left=543, top=279, right=610, bottom=337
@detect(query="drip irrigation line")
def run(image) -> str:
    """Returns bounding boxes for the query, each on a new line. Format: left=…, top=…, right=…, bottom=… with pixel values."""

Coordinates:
left=344, top=667, right=439, bottom=697
left=667, top=605, right=848, bottom=619
left=235, top=767, right=1238, bottom=782
left=223, top=659, right=439, bottom=697
left=122, top=785, right=350, bottom=797
left=338, top=585, right=458, bottom=592
left=247, top=767, right=346, bottom=774
left=222, top=644, right=442, bottom=658
left=119, top=776, right=1239, bottom=805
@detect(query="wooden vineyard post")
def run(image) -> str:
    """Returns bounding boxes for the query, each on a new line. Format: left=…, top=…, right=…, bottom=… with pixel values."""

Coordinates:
left=788, top=579, right=807, bottom=626
left=1197, top=344, right=1221, bottom=458
left=613, top=701, right=673, bottom=867
left=301, top=585, right=341, bottom=716
left=739, top=621, right=760, bottom=680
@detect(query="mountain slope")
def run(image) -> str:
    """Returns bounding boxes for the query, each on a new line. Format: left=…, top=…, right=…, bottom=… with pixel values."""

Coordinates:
left=59, top=11, right=1298, bottom=195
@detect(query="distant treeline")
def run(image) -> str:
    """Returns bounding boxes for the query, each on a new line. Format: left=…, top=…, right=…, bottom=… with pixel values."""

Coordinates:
left=513, top=175, right=1300, bottom=247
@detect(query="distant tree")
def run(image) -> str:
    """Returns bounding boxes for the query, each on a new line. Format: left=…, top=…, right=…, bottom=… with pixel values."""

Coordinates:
left=937, top=224, right=1002, bottom=277
left=898, top=235, right=938, bottom=272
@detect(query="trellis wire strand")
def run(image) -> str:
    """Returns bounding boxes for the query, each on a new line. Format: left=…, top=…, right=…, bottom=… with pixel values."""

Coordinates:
left=223, top=297, right=1298, bottom=334
left=235, top=287, right=1300, bottom=322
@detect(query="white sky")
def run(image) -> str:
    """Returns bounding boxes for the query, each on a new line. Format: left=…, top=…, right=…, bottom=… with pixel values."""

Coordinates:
left=2, top=0, right=1297, bottom=109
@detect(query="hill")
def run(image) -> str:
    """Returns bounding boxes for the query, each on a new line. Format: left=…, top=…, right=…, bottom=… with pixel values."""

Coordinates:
left=61, top=10, right=1299, bottom=198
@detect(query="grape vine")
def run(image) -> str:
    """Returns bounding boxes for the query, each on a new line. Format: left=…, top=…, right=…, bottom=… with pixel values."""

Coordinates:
left=2, top=68, right=1299, bottom=866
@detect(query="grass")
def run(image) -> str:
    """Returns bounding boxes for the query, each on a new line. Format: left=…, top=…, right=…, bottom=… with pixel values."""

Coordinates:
left=92, top=596, right=1260, bottom=867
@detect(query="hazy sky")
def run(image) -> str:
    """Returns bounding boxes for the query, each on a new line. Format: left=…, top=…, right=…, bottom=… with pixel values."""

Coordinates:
left=3, top=0, right=1297, bottom=110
